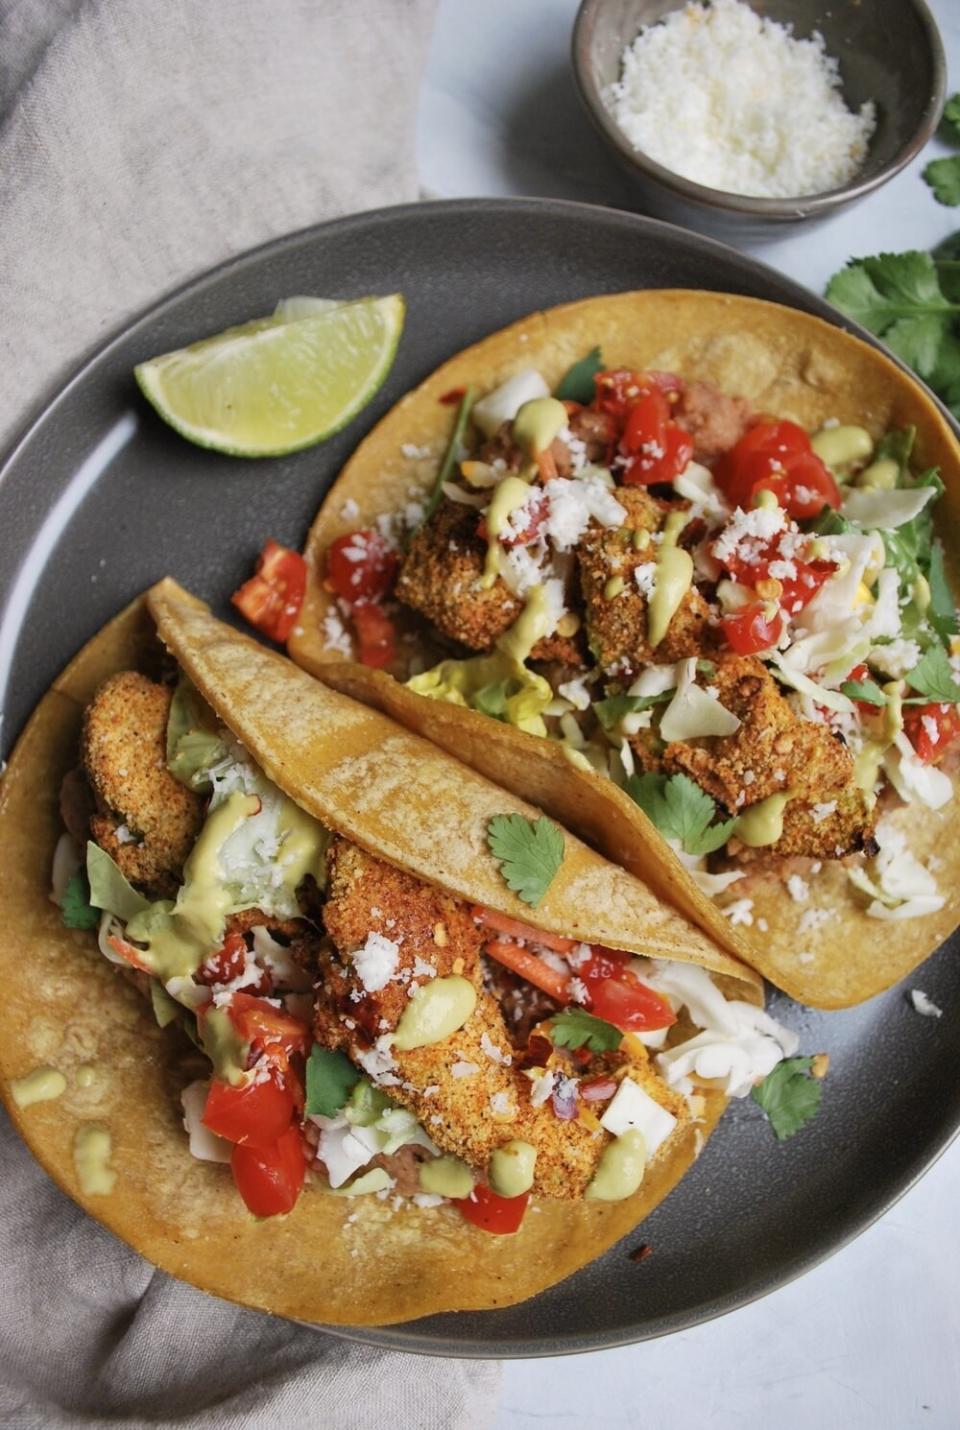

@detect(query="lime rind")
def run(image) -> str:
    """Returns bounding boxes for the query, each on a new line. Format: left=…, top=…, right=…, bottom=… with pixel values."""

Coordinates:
left=134, top=294, right=405, bottom=458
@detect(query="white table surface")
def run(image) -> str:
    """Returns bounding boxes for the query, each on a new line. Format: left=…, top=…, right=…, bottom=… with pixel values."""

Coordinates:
left=419, top=3, right=960, bottom=1426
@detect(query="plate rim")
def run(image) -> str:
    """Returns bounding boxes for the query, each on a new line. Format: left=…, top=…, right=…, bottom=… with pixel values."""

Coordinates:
left=3, top=195, right=959, bottom=1358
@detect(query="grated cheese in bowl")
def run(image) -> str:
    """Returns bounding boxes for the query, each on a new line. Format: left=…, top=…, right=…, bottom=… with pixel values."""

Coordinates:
left=606, top=0, right=877, bottom=200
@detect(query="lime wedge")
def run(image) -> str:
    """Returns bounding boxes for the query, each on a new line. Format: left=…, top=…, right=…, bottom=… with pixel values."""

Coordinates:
left=134, top=293, right=405, bottom=457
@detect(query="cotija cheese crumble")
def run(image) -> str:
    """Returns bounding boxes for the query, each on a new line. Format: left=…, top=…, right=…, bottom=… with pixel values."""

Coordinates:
left=606, top=0, right=876, bottom=199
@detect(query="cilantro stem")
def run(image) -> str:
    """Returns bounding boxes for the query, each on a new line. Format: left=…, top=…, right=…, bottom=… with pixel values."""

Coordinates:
left=421, top=385, right=476, bottom=526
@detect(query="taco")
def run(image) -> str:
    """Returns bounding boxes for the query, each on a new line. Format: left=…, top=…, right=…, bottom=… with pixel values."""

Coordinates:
left=286, top=290, right=960, bottom=1010
left=0, top=577, right=799, bottom=1326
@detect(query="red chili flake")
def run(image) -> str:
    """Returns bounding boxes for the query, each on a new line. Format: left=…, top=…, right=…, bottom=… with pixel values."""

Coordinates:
left=629, top=1243, right=653, bottom=1264
left=439, top=386, right=467, bottom=406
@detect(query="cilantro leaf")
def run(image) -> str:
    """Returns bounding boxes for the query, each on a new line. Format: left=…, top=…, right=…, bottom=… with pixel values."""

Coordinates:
left=625, top=772, right=736, bottom=856
left=944, top=93, right=960, bottom=142
left=305, top=1046, right=361, bottom=1118
left=928, top=540, right=959, bottom=647
left=554, top=347, right=603, bottom=405
left=60, top=871, right=99, bottom=930
left=550, top=1006, right=623, bottom=1053
left=825, top=253, right=959, bottom=381
left=924, top=157, right=960, bottom=208
left=904, top=643, right=960, bottom=702
left=486, top=813, right=564, bottom=908
left=839, top=678, right=888, bottom=706
left=593, top=690, right=673, bottom=730
left=751, top=1056, right=823, bottom=1141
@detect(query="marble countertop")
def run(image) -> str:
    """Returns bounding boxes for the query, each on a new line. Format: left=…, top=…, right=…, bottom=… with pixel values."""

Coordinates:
left=418, top=3, right=960, bottom=1426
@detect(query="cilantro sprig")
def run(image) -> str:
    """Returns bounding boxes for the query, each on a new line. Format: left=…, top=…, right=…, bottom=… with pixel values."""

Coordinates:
left=839, top=678, right=888, bottom=707
left=486, top=813, right=564, bottom=908
left=904, top=643, right=960, bottom=703
left=751, top=1057, right=824, bottom=1141
left=550, top=1007, right=623, bottom=1053
left=60, top=871, right=99, bottom=930
left=626, top=772, right=736, bottom=857
left=922, top=94, right=960, bottom=207
left=554, top=347, right=603, bottom=405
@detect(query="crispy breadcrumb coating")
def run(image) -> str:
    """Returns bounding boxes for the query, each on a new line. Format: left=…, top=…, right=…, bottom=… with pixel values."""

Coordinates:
left=395, top=497, right=582, bottom=665
left=315, top=840, right=687, bottom=1198
left=654, top=655, right=876, bottom=860
left=579, top=488, right=713, bottom=675
left=81, top=672, right=203, bottom=897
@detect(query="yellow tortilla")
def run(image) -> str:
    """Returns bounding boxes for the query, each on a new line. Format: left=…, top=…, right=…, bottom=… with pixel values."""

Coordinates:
left=290, top=290, right=960, bottom=1009
left=0, top=586, right=753, bottom=1326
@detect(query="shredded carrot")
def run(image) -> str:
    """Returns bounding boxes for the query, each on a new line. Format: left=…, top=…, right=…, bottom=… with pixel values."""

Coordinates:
left=471, top=906, right=576, bottom=955
left=107, top=933, right=151, bottom=974
left=483, top=939, right=571, bottom=1004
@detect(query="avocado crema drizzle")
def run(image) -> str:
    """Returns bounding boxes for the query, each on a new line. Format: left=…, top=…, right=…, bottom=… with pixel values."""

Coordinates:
left=85, top=690, right=642, bottom=1205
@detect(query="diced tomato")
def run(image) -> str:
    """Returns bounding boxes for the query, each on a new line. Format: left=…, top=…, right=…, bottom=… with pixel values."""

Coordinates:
left=904, top=703, right=960, bottom=763
left=351, top=599, right=397, bottom=669
left=593, top=369, right=649, bottom=419
left=482, top=939, right=571, bottom=1004
left=326, top=529, right=399, bottom=605
left=578, top=948, right=677, bottom=1032
left=721, top=541, right=835, bottom=618
left=455, top=1184, right=530, bottom=1235
left=619, top=394, right=694, bottom=487
left=721, top=602, right=786, bottom=655
left=195, top=930, right=270, bottom=994
left=622, top=390, right=669, bottom=456
left=471, top=906, right=576, bottom=954
left=228, top=992, right=310, bottom=1062
left=231, top=539, right=307, bottom=643
left=231, top=1126, right=306, bottom=1217
left=714, top=422, right=840, bottom=519
left=202, top=1073, right=295, bottom=1147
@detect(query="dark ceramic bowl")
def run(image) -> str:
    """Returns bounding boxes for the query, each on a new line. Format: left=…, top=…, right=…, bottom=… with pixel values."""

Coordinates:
left=572, top=0, right=946, bottom=238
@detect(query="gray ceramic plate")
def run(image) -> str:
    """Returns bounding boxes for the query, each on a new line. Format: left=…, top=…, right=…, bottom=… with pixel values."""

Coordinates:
left=1, top=199, right=957, bottom=1358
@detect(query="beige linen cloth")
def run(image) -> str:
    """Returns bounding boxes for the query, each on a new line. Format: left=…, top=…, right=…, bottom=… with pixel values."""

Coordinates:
left=0, top=2, right=501, bottom=1424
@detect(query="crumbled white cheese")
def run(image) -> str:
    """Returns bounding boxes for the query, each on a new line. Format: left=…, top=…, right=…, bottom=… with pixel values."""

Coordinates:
left=489, top=1091, right=516, bottom=1118
left=351, top=932, right=400, bottom=992
left=527, top=1068, right=556, bottom=1108
left=401, top=442, right=431, bottom=460
left=712, top=504, right=787, bottom=569
left=869, top=639, right=922, bottom=681
left=451, top=1060, right=480, bottom=1079
left=910, top=989, right=943, bottom=1019
left=811, top=801, right=837, bottom=823
left=634, top=562, right=657, bottom=597
left=357, top=1035, right=400, bottom=1086
left=480, top=1032, right=512, bottom=1066
left=798, top=907, right=835, bottom=937
left=339, top=497, right=360, bottom=522
left=542, top=476, right=626, bottom=552
left=558, top=676, right=592, bottom=711
left=607, top=0, right=876, bottom=199
left=786, top=874, right=809, bottom=904
left=723, top=897, right=754, bottom=927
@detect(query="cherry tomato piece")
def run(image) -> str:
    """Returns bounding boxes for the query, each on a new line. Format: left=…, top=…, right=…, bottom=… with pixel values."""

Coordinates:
left=231, top=1126, right=306, bottom=1216
left=196, top=930, right=270, bottom=993
left=231, top=539, right=307, bottom=643
left=904, top=703, right=960, bottom=763
left=351, top=599, right=397, bottom=669
left=721, top=602, right=786, bottom=655
left=326, top=529, right=399, bottom=605
left=455, top=1184, right=530, bottom=1235
left=228, top=992, right=310, bottom=1060
left=202, top=1074, right=295, bottom=1147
